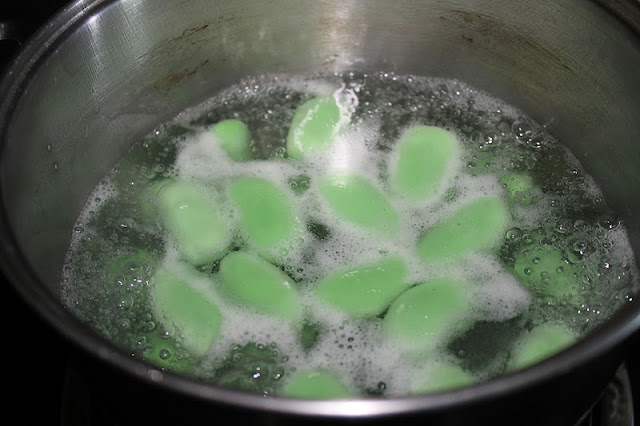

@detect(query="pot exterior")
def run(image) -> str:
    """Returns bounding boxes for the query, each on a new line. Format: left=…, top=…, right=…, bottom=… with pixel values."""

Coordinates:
left=1, top=0, right=640, bottom=424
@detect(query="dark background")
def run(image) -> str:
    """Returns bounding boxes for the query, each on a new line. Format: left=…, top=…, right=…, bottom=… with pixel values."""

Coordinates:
left=2, top=1, right=640, bottom=424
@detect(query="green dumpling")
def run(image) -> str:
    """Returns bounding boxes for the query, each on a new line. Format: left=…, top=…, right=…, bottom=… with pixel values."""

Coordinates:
left=315, top=257, right=408, bottom=318
left=286, top=96, right=345, bottom=159
left=318, top=173, right=399, bottom=233
left=512, top=243, right=580, bottom=300
left=412, top=362, right=475, bottom=394
left=283, top=370, right=351, bottom=399
left=384, top=278, right=470, bottom=351
left=150, top=267, right=223, bottom=357
left=211, top=119, right=252, bottom=161
left=229, top=177, right=298, bottom=256
left=218, top=251, right=301, bottom=321
left=157, top=181, right=229, bottom=265
left=391, top=125, right=460, bottom=201
left=500, top=172, right=535, bottom=205
left=509, top=322, right=577, bottom=370
left=417, top=197, right=508, bottom=263
left=142, top=332, right=193, bottom=373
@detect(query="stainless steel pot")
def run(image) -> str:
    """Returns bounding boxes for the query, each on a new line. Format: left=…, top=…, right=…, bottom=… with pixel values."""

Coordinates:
left=2, top=0, right=640, bottom=424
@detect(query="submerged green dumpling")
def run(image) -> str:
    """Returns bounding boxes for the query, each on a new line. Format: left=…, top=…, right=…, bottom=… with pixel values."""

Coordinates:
left=315, top=257, right=408, bottom=318
left=391, top=125, right=460, bottom=201
left=318, top=173, right=399, bottom=233
left=229, top=177, right=297, bottom=256
left=417, top=197, right=508, bottom=263
left=218, top=251, right=301, bottom=321
left=157, top=181, right=229, bottom=265
left=384, top=278, right=470, bottom=351
left=211, top=119, right=252, bottom=161
left=286, top=96, right=344, bottom=159
left=150, top=267, right=223, bottom=357
left=283, top=370, right=351, bottom=399
left=500, top=172, right=535, bottom=205
left=512, top=243, right=580, bottom=300
left=143, top=332, right=193, bottom=373
left=509, top=322, right=577, bottom=370
left=412, top=362, right=475, bottom=394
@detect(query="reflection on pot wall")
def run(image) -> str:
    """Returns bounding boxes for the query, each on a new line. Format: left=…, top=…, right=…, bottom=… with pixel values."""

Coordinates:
left=1, top=1, right=640, bottom=425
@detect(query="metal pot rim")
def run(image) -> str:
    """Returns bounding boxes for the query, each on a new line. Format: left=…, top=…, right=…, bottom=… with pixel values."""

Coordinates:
left=1, top=0, right=640, bottom=418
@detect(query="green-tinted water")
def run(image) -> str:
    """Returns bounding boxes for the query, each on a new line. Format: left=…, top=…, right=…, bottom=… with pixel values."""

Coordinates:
left=61, top=72, right=638, bottom=397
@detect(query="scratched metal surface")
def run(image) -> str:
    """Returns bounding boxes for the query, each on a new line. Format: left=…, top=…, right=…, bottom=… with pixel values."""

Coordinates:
left=1, top=1, right=640, bottom=424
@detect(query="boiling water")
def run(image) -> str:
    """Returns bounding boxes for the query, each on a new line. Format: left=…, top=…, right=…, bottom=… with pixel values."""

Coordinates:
left=61, top=72, right=638, bottom=397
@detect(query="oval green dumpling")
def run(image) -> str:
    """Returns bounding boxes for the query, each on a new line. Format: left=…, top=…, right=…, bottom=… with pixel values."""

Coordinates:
left=417, top=197, right=508, bottom=263
left=143, top=332, right=193, bottom=373
left=211, top=119, right=252, bottom=162
left=283, top=370, right=351, bottom=399
left=218, top=251, right=301, bottom=321
left=229, top=177, right=297, bottom=255
left=150, top=267, right=223, bottom=357
left=318, top=173, right=399, bottom=233
left=105, top=247, right=155, bottom=283
left=512, top=243, right=580, bottom=300
left=157, top=181, right=229, bottom=265
left=286, top=96, right=344, bottom=159
left=500, top=172, right=535, bottom=205
left=509, top=322, right=577, bottom=370
left=392, top=125, right=459, bottom=201
left=413, top=363, right=475, bottom=394
left=315, top=257, right=408, bottom=318
left=384, top=278, right=470, bottom=350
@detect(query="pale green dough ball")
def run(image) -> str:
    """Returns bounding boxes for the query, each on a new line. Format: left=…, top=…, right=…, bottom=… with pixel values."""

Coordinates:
left=229, top=177, right=297, bottom=256
left=500, top=172, right=535, bottom=205
left=413, top=363, right=475, bottom=394
left=283, top=370, right=351, bottom=399
left=143, top=332, right=192, bottom=373
left=211, top=119, right=252, bottom=162
left=218, top=251, right=301, bottom=321
left=509, top=322, right=577, bottom=370
left=384, top=278, right=470, bottom=351
left=392, top=125, right=459, bottom=201
left=512, top=243, right=580, bottom=300
left=315, top=257, right=408, bottom=318
left=157, top=181, right=229, bottom=265
left=417, top=197, right=508, bottom=263
left=286, top=96, right=343, bottom=159
left=150, top=267, right=223, bottom=357
left=318, top=173, right=399, bottom=233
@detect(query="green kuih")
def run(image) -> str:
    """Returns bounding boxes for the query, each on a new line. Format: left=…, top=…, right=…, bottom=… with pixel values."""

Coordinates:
left=150, top=267, right=223, bottom=357
left=157, top=181, right=229, bottom=266
left=211, top=119, right=252, bottom=162
left=417, top=197, right=508, bottom=263
left=512, top=243, right=580, bottom=300
left=315, top=257, right=408, bottom=318
left=229, top=177, right=297, bottom=256
left=391, top=125, right=460, bottom=201
left=286, top=96, right=344, bottom=159
left=384, top=278, right=470, bottom=351
left=143, top=332, right=193, bottom=373
left=218, top=251, right=301, bottom=321
left=508, top=322, right=577, bottom=370
left=413, top=362, right=475, bottom=394
left=283, top=370, right=351, bottom=399
left=500, top=172, right=535, bottom=205
left=105, top=247, right=154, bottom=283
left=318, top=173, right=399, bottom=233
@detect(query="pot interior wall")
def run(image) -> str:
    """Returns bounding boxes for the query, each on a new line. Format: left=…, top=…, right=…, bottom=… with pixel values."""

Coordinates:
left=2, top=0, right=640, bottom=300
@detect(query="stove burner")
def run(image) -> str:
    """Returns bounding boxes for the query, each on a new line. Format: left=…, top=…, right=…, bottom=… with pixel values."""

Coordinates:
left=576, top=364, right=634, bottom=426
